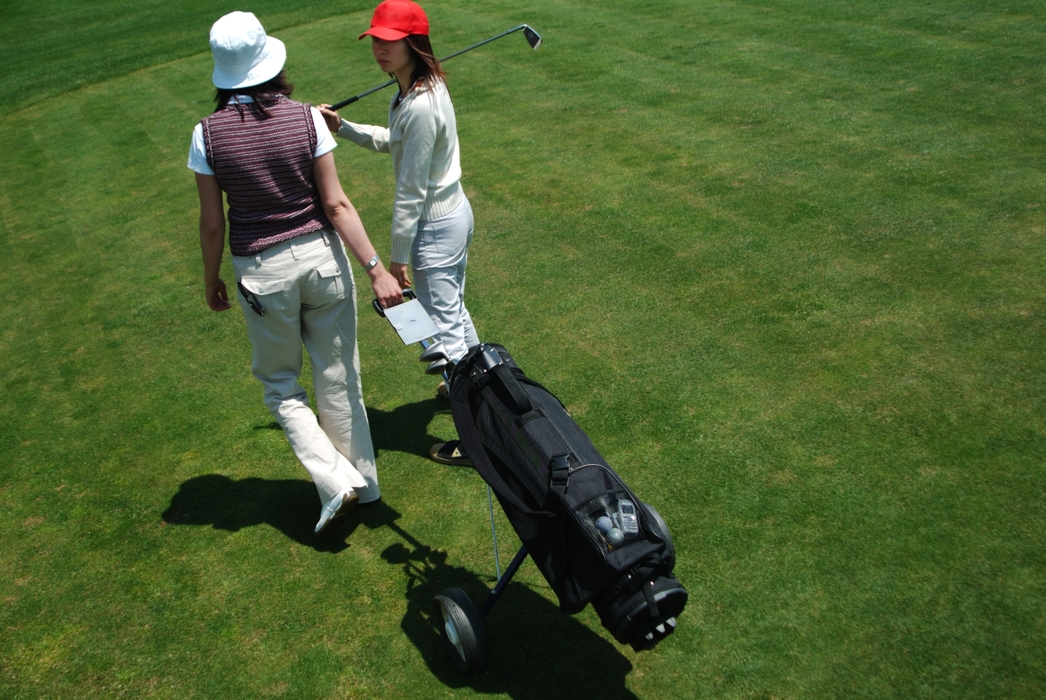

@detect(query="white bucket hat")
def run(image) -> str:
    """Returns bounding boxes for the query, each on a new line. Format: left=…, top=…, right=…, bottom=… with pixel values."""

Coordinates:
left=209, top=11, right=286, bottom=90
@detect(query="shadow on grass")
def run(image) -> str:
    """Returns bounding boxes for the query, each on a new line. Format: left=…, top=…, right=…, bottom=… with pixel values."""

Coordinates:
left=249, top=397, right=452, bottom=461
left=367, top=396, right=451, bottom=461
left=162, top=396, right=453, bottom=551
left=161, top=475, right=403, bottom=553
left=162, top=480, right=636, bottom=695
left=383, top=521, right=637, bottom=699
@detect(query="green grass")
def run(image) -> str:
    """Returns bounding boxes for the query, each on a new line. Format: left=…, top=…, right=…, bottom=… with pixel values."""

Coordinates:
left=2, top=0, right=1045, bottom=697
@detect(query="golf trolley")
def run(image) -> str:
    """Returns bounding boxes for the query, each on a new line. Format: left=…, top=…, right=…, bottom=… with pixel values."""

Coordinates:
left=373, top=292, right=686, bottom=673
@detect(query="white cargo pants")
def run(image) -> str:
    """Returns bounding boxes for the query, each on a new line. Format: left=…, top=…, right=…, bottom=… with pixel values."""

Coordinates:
left=232, top=229, right=379, bottom=505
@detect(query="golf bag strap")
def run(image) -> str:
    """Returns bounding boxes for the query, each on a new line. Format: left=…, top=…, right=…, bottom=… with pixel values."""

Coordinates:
left=491, top=362, right=532, bottom=414
left=460, top=386, right=557, bottom=519
left=643, top=580, right=661, bottom=618
left=599, top=554, right=667, bottom=608
left=475, top=448, right=558, bottom=520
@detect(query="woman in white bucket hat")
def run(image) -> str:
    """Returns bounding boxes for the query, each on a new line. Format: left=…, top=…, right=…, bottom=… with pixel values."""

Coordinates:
left=187, top=11, right=402, bottom=534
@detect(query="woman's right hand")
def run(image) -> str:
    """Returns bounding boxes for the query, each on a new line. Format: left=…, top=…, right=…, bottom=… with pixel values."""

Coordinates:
left=206, top=277, right=231, bottom=312
left=317, top=104, right=341, bottom=134
left=389, top=262, right=412, bottom=289
left=370, top=268, right=404, bottom=309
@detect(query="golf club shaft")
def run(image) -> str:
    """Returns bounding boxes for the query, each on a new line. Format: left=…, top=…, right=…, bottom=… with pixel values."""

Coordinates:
left=330, top=24, right=538, bottom=110
left=439, top=24, right=531, bottom=63
left=487, top=485, right=501, bottom=580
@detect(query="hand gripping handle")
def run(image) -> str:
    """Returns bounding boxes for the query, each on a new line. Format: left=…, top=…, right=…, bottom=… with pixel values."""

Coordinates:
left=372, top=288, right=417, bottom=317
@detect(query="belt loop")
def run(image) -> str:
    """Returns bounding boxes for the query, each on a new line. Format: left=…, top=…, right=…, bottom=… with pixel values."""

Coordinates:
left=323, top=228, right=332, bottom=247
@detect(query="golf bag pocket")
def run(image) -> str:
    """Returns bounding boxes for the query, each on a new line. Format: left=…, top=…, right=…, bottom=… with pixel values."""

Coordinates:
left=575, top=491, right=644, bottom=555
left=567, top=466, right=654, bottom=563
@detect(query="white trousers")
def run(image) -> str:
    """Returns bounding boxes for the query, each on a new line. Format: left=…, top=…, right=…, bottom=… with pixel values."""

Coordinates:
left=232, top=229, right=379, bottom=505
left=411, top=196, right=479, bottom=362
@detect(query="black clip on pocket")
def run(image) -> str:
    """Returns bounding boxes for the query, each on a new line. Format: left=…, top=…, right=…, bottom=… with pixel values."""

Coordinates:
left=549, top=454, right=570, bottom=499
left=237, top=280, right=265, bottom=317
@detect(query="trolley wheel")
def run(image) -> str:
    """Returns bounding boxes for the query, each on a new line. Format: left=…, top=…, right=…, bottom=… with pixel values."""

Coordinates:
left=433, top=587, right=490, bottom=672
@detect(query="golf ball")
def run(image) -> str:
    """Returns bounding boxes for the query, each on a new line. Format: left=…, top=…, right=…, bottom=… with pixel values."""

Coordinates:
left=595, top=516, right=614, bottom=533
left=607, top=528, right=625, bottom=546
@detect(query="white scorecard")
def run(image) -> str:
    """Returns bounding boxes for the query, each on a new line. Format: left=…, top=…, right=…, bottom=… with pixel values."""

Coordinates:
left=381, top=298, right=439, bottom=345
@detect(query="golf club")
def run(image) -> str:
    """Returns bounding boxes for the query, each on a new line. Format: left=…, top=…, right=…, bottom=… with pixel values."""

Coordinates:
left=425, top=359, right=449, bottom=375
left=330, top=24, right=542, bottom=110
left=419, top=339, right=448, bottom=363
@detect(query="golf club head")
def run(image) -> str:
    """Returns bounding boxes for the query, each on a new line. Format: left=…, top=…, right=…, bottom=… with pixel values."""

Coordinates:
left=425, top=359, right=449, bottom=376
left=523, top=25, right=542, bottom=50
left=419, top=340, right=448, bottom=363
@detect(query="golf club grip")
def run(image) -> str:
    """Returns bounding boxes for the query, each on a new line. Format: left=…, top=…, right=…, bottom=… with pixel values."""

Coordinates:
left=330, top=95, right=359, bottom=111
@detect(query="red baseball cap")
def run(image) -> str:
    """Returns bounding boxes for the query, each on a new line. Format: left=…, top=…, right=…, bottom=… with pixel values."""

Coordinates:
left=359, top=0, right=429, bottom=41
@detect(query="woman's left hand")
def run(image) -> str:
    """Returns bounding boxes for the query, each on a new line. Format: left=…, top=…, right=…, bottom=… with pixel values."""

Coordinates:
left=317, top=104, right=341, bottom=134
left=390, top=262, right=412, bottom=289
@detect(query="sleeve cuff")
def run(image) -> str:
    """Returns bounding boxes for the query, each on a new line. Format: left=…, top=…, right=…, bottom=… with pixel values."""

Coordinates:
left=336, top=119, right=372, bottom=147
left=390, top=234, right=414, bottom=265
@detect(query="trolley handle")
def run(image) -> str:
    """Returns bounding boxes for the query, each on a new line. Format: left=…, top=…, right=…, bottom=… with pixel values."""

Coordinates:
left=373, top=288, right=417, bottom=317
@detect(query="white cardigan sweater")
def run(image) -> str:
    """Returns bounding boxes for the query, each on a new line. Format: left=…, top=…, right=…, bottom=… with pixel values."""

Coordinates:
left=336, top=79, right=464, bottom=264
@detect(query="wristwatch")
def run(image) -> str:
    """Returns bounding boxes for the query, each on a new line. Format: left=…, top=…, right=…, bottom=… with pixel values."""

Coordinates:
left=364, top=254, right=381, bottom=271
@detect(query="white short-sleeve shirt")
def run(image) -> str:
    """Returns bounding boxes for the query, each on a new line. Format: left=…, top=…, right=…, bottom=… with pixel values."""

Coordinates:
left=187, top=96, right=336, bottom=175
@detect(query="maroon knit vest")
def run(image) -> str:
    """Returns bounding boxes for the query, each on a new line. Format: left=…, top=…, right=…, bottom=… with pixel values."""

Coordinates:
left=202, top=96, right=332, bottom=256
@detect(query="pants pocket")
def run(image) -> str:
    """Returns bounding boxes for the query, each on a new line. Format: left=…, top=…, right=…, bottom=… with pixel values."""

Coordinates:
left=313, top=261, right=345, bottom=302
left=412, top=221, right=443, bottom=269
left=235, top=261, right=296, bottom=316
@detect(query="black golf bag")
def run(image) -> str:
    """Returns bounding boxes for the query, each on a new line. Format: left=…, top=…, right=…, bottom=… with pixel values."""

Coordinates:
left=448, top=343, right=687, bottom=651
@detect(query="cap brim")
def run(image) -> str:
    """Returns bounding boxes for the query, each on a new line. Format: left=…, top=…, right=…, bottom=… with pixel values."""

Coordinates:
left=359, top=26, right=410, bottom=41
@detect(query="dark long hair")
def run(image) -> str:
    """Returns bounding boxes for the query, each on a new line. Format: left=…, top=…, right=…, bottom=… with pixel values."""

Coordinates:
left=403, top=34, right=446, bottom=92
left=213, top=71, right=294, bottom=117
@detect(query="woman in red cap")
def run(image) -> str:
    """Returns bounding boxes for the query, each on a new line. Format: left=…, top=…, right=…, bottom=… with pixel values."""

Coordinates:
left=321, top=0, right=478, bottom=467
left=188, top=12, right=403, bottom=533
